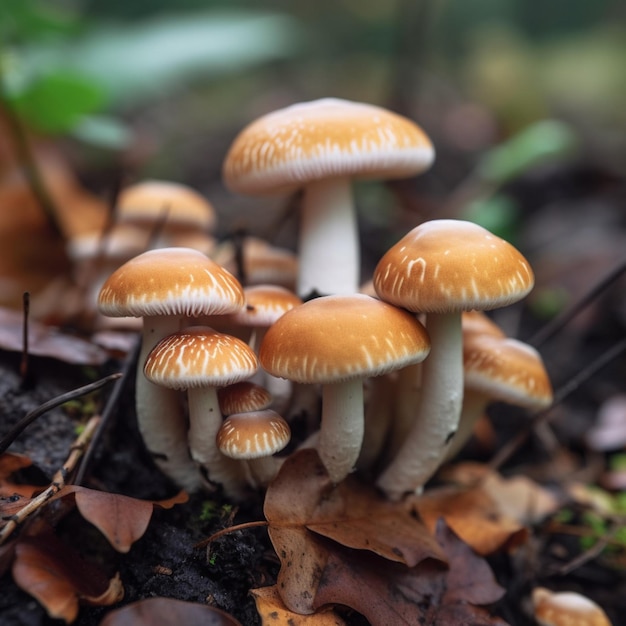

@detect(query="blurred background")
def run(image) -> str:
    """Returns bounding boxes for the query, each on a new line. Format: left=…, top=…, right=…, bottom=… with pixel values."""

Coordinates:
left=1, top=0, right=625, bottom=328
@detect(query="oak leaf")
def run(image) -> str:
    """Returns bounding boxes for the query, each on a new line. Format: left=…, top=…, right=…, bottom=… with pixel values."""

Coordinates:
left=264, top=449, right=446, bottom=614
left=310, top=521, right=508, bottom=625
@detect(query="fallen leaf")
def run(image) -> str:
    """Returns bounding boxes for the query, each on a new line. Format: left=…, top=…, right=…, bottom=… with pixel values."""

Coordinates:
left=51, top=486, right=188, bottom=553
left=251, top=585, right=347, bottom=625
left=0, top=306, right=108, bottom=365
left=0, top=452, right=45, bottom=498
left=99, top=597, right=242, bottom=626
left=410, top=484, right=528, bottom=556
left=264, top=449, right=446, bottom=614
left=311, top=522, right=508, bottom=626
left=12, top=521, right=124, bottom=623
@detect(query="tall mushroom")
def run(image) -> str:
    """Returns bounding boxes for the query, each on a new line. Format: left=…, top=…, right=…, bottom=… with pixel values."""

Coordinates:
left=374, top=219, right=535, bottom=500
left=259, top=294, right=430, bottom=483
left=97, top=247, right=245, bottom=491
left=223, top=98, right=434, bottom=298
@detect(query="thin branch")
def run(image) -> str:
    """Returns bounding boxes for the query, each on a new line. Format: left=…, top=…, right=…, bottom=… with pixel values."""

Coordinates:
left=194, top=520, right=268, bottom=549
left=0, top=373, right=122, bottom=454
left=0, top=415, right=101, bottom=545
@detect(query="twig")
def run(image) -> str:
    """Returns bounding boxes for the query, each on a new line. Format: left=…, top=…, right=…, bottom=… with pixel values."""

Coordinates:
left=19, top=292, right=30, bottom=387
left=194, top=520, right=268, bottom=549
left=528, top=258, right=626, bottom=348
left=0, top=415, right=101, bottom=545
left=489, top=337, right=626, bottom=471
left=0, top=373, right=122, bottom=454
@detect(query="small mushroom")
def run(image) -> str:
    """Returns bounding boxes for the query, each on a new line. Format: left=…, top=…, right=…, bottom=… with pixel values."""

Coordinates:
left=217, top=409, right=291, bottom=488
left=532, top=587, right=612, bottom=626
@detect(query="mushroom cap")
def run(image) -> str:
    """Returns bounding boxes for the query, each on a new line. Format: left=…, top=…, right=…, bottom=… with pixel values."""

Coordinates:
left=230, top=285, right=302, bottom=327
left=217, top=409, right=291, bottom=460
left=143, top=326, right=258, bottom=389
left=461, top=310, right=506, bottom=338
left=532, top=587, right=612, bottom=626
left=218, top=381, right=273, bottom=416
left=463, top=334, right=553, bottom=409
left=374, top=219, right=535, bottom=313
left=117, top=179, right=216, bottom=231
left=97, top=247, right=245, bottom=318
left=223, top=98, right=434, bottom=195
left=259, top=293, right=431, bottom=384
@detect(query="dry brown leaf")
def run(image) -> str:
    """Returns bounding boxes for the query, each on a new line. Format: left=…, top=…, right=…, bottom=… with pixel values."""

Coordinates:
left=264, top=449, right=446, bottom=614
left=51, top=486, right=188, bottom=553
left=12, top=521, right=124, bottom=623
left=443, top=461, right=561, bottom=524
left=0, top=452, right=44, bottom=499
left=410, top=484, right=528, bottom=556
left=311, top=521, right=508, bottom=626
left=251, top=585, right=347, bottom=625
left=0, top=306, right=108, bottom=365
left=99, top=597, right=242, bottom=626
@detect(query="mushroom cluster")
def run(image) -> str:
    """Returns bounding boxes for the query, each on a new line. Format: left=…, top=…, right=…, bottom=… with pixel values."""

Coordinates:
left=95, top=97, right=552, bottom=505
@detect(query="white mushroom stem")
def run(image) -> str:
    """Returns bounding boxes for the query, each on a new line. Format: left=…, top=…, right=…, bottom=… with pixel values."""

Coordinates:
left=377, top=312, right=463, bottom=499
left=138, top=316, right=202, bottom=492
left=319, top=378, right=364, bottom=483
left=298, top=178, right=359, bottom=297
left=245, top=456, right=285, bottom=489
left=186, top=387, right=248, bottom=499
left=443, top=390, right=490, bottom=462
left=250, top=326, right=291, bottom=412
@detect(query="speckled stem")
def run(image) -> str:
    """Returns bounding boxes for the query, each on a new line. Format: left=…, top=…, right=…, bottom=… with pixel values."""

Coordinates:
left=319, top=379, right=364, bottom=483
left=376, top=312, right=463, bottom=500
left=443, top=389, right=489, bottom=462
left=298, top=177, right=359, bottom=297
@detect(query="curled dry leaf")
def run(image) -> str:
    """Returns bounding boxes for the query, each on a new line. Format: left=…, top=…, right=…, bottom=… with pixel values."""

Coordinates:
left=99, top=597, right=243, bottom=626
left=0, top=306, right=108, bottom=366
left=12, top=521, right=124, bottom=623
left=264, top=449, right=446, bottom=614
left=51, top=486, right=188, bottom=553
left=311, top=521, right=507, bottom=626
left=250, top=585, right=347, bottom=625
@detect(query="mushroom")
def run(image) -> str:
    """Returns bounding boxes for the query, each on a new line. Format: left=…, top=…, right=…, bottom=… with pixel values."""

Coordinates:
left=97, top=247, right=245, bottom=491
left=444, top=334, right=553, bottom=461
left=532, top=587, right=612, bottom=626
left=143, top=326, right=258, bottom=498
left=374, top=219, right=535, bottom=500
left=116, top=179, right=217, bottom=250
left=259, top=294, right=431, bottom=483
left=218, top=381, right=273, bottom=416
left=216, top=409, right=291, bottom=488
left=223, top=98, right=434, bottom=297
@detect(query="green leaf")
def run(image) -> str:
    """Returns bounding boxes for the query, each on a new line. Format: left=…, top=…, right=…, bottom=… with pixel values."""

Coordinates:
left=477, top=119, right=579, bottom=186
left=9, top=70, right=106, bottom=133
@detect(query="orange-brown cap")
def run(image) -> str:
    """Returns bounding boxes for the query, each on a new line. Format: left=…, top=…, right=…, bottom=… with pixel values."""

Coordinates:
left=463, top=334, right=553, bottom=409
left=462, top=310, right=506, bottom=338
left=230, top=285, right=302, bottom=327
left=216, top=409, right=291, bottom=459
left=218, top=381, right=273, bottom=416
left=98, top=247, right=245, bottom=318
left=143, top=326, right=258, bottom=389
left=259, top=294, right=430, bottom=384
left=532, top=587, right=612, bottom=626
left=117, top=179, right=216, bottom=231
left=374, top=219, right=534, bottom=313
left=223, top=98, right=434, bottom=195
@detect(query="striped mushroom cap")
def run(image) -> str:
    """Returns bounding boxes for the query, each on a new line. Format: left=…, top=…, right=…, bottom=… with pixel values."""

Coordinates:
left=463, top=334, right=553, bottom=409
left=461, top=310, right=506, bottom=338
left=230, top=285, right=302, bottom=327
left=217, top=409, right=291, bottom=460
left=144, top=326, right=258, bottom=389
left=117, top=179, right=216, bottom=231
left=259, top=294, right=431, bottom=384
left=374, top=219, right=534, bottom=313
left=98, top=247, right=245, bottom=318
left=223, top=98, right=434, bottom=195
left=218, top=381, right=273, bottom=416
